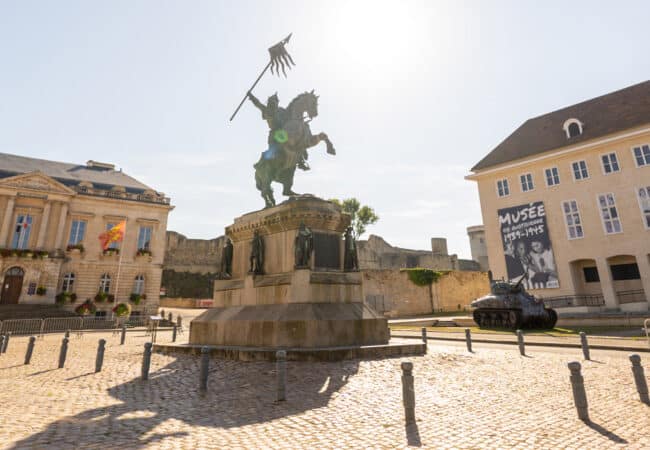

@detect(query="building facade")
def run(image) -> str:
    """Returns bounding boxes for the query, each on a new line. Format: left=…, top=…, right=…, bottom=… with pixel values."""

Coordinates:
left=0, top=153, right=173, bottom=315
left=467, top=81, right=650, bottom=312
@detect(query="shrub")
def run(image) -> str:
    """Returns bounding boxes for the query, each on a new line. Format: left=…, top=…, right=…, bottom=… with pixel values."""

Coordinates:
left=112, top=302, right=131, bottom=317
left=400, top=268, right=446, bottom=286
left=55, top=292, right=68, bottom=305
left=94, top=292, right=108, bottom=303
left=36, top=286, right=47, bottom=296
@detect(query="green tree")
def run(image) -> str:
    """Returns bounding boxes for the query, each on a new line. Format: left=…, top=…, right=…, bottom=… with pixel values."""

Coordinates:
left=329, top=198, right=379, bottom=238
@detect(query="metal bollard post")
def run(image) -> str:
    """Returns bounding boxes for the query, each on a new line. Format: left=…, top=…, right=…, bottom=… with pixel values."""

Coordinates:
left=172, top=324, right=177, bottom=342
left=516, top=329, right=525, bottom=356
left=276, top=350, right=287, bottom=401
left=24, top=336, right=36, bottom=364
left=168, top=312, right=173, bottom=323
left=579, top=332, right=590, bottom=361
left=120, top=323, right=126, bottom=345
left=421, top=327, right=427, bottom=352
left=629, top=354, right=649, bottom=404
left=0, top=335, right=5, bottom=356
left=95, top=339, right=106, bottom=372
left=58, top=337, right=69, bottom=369
left=2, top=332, right=10, bottom=353
left=568, top=361, right=589, bottom=421
left=200, top=346, right=210, bottom=391
left=64, top=329, right=70, bottom=339
left=401, top=361, right=416, bottom=425
left=141, top=342, right=152, bottom=380
left=465, top=328, right=473, bottom=353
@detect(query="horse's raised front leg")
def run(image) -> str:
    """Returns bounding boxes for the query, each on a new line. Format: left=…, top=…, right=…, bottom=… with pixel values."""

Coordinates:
left=313, top=132, right=336, bottom=155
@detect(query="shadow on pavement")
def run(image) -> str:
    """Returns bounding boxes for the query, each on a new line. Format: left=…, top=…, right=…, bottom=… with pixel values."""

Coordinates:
left=585, top=420, right=628, bottom=444
left=405, top=423, right=421, bottom=447
left=10, top=355, right=360, bottom=449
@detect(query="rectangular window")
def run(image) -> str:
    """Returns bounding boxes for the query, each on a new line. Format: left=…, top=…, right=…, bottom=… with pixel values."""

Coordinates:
left=633, top=144, right=650, bottom=167
left=106, top=223, right=119, bottom=249
left=11, top=215, right=32, bottom=249
left=572, top=161, right=589, bottom=180
left=496, top=179, right=510, bottom=197
left=610, top=263, right=641, bottom=281
left=520, top=173, right=534, bottom=192
left=562, top=200, right=584, bottom=239
left=583, top=267, right=600, bottom=283
left=598, top=193, right=622, bottom=234
left=601, top=152, right=620, bottom=174
left=137, top=226, right=153, bottom=250
left=68, top=220, right=87, bottom=245
left=637, top=186, right=650, bottom=229
left=545, top=167, right=560, bottom=186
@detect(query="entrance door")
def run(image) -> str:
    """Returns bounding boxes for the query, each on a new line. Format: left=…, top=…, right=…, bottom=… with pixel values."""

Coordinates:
left=1, top=267, right=24, bottom=304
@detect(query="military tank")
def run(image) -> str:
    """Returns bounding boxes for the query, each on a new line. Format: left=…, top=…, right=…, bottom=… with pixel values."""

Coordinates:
left=470, top=272, right=557, bottom=330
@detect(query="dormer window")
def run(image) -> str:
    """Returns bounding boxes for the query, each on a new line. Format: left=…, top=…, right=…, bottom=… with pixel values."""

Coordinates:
left=563, top=118, right=583, bottom=139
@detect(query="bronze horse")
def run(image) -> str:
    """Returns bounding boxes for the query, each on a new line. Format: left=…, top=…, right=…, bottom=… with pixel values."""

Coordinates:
left=249, top=91, right=335, bottom=208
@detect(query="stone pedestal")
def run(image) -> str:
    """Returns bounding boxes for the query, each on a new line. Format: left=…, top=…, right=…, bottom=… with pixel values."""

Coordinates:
left=190, top=196, right=389, bottom=348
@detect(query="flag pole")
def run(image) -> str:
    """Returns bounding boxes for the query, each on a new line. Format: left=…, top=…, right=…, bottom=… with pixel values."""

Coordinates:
left=113, top=223, right=126, bottom=307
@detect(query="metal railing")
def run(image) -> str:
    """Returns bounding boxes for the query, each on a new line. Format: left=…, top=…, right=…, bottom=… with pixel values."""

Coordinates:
left=541, top=294, right=605, bottom=309
left=0, top=315, right=166, bottom=336
left=616, top=289, right=647, bottom=305
left=644, top=318, right=650, bottom=350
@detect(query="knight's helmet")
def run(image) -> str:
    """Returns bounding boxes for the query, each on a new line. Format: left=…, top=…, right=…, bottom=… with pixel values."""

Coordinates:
left=267, top=92, right=279, bottom=109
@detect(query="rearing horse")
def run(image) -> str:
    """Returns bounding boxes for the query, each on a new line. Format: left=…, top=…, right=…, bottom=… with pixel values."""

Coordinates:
left=251, top=91, right=335, bottom=208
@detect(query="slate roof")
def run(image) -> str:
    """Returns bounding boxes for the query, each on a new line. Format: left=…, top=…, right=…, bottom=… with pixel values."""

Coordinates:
left=472, top=80, right=650, bottom=171
left=0, top=152, right=153, bottom=194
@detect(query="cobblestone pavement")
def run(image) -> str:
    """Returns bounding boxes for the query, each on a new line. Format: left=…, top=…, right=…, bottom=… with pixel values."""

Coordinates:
left=0, top=330, right=649, bottom=449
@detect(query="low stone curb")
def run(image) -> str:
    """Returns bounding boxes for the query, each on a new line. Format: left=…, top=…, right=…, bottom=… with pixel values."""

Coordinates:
left=392, top=333, right=650, bottom=353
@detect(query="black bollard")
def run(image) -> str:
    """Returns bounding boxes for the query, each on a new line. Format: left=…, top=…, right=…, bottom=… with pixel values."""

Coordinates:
left=141, top=342, right=152, bottom=380
left=465, top=328, right=473, bottom=353
left=64, top=329, right=70, bottom=339
left=2, top=332, right=10, bottom=353
left=200, top=346, right=210, bottom=391
left=629, top=354, right=649, bottom=405
left=276, top=350, right=287, bottom=401
left=516, top=329, right=525, bottom=356
left=172, top=324, right=177, bottom=342
left=120, top=323, right=126, bottom=345
left=579, top=332, right=590, bottom=361
left=401, top=362, right=416, bottom=425
left=0, top=335, right=5, bottom=356
left=24, top=336, right=36, bottom=364
left=168, top=312, right=173, bottom=323
left=568, top=361, right=589, bottom=421
left=95, top=339, right=106, bottom=372
left=421, top=327, right=427, bottom=352
left=58, top=337, right=69, bottom=369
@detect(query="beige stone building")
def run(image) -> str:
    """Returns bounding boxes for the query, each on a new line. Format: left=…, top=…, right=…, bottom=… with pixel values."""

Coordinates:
left=467, top=81, right=650, bottom=312
left=0, top=153, right=173, bottom=315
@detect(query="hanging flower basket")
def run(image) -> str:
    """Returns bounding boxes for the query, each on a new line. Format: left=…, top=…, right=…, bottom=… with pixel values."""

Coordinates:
left=129, top=293, right=142, bottom=305
left=94, top=292, right=108, bottom=303
left=75, top=300, right=97, bottom=316
left=112, top=302, right=131, bottom=317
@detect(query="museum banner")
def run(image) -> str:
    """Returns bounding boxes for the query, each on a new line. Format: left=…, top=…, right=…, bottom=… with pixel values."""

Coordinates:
left=498, top=201, right=559, bottom=289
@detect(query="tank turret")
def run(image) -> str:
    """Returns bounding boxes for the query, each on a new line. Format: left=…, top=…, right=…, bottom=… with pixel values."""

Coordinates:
left=470, top=273, right=557, bottom=329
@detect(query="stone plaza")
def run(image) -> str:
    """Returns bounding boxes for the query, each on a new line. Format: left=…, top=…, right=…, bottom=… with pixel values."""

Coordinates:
left=0, top=329, right=648, bottom=449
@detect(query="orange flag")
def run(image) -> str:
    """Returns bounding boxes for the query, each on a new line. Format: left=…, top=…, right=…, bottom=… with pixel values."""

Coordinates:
left=99, top=220, right=126, bottom=250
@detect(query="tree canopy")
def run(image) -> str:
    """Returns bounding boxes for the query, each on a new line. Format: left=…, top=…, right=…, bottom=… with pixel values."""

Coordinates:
left=329, top=198, right=379, bottom=238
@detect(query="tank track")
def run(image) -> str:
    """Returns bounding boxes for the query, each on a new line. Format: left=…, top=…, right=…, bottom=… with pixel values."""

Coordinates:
left=473, top=308, right=557, bottom=330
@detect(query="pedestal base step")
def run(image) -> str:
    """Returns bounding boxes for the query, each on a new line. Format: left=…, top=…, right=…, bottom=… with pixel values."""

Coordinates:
left=153, top=338, right=425, bottom=362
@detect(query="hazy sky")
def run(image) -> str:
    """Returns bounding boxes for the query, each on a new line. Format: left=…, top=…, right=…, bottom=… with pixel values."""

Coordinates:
left=1, top=1, right=649, bottom=258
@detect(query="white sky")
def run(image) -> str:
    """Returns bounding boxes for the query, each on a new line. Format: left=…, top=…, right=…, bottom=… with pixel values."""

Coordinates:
left=1, top=1, right=649, bottom=258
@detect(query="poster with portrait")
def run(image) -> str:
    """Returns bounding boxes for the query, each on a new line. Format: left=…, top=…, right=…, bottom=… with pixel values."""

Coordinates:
left=637, top=186, right=650, bottom=229
left=498, top=201, right=559, bottom=289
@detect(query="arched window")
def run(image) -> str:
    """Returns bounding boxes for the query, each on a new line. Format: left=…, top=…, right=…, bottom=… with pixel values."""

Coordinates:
left=133, top=274, right=145, bottom=295
left=6, top=267, right=24, bottom=276
left=563, top=118, right=583, bottom=138
left=99, top=273, right=111, bottom=293
left=62, top=273, right=75, bottom=292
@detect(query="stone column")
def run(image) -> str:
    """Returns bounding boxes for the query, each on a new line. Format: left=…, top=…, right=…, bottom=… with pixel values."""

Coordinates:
left=595, top=257, right=618, bottom=309
left=635, top=253, right=650, bottom=306
left=0, top=196, right=16, bottom=247
left=53, top=202, right=69, bottom=250
left=36, top=201, right=52, bottom=249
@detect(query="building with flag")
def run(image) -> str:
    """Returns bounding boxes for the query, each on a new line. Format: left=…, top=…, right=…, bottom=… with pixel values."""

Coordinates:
left=0, top=152, right=173, bottom=317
